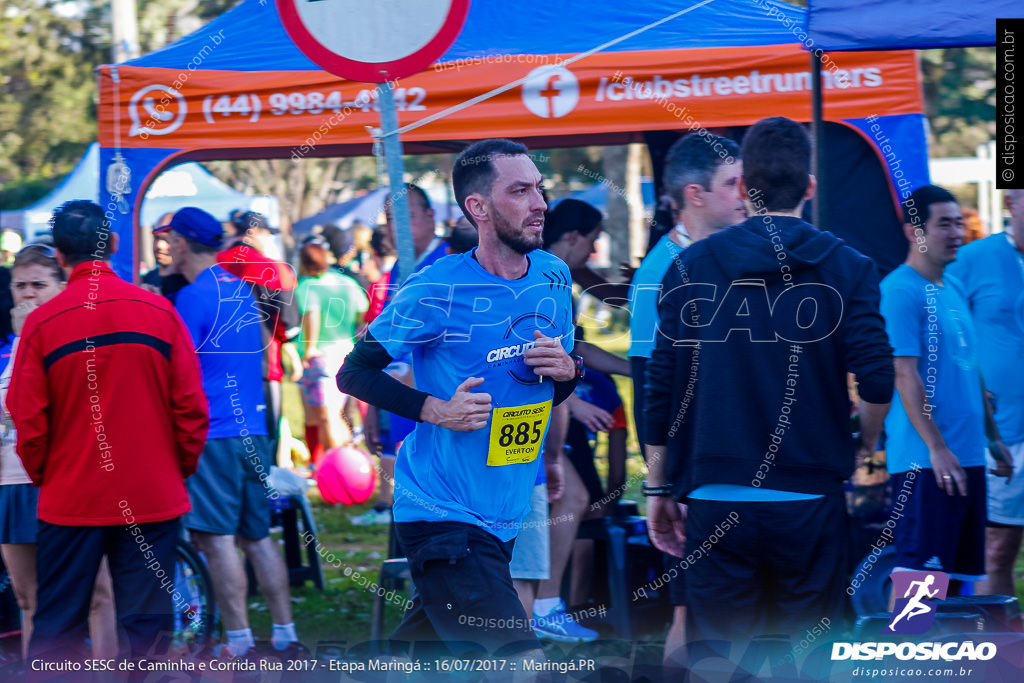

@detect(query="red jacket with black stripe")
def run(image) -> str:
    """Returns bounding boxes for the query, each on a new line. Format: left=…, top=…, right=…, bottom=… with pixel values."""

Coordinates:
left=6, top=262, right=209, bottom=525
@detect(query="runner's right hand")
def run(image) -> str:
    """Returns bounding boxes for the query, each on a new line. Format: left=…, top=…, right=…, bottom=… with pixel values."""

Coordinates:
left=421, top=377, right=492, bottom=432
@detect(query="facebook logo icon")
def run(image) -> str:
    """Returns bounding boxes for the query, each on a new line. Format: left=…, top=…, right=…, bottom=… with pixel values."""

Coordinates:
left=522, top=66, right=579, bottom=119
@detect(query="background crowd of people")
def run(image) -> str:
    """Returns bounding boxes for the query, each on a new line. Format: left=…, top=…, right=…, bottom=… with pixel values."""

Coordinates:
left=0, top=121, right=1020, bottom=680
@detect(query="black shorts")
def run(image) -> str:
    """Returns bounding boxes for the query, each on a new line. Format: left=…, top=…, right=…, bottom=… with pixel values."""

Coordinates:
left=391, top=521, right=539, bottom=658
left=565, top=419, right=604, bottom=505
left=662, top=550, right=687, bottom=606
left=684, top=495, right=848, bottom=650
left=892, top=466, right=986, bottom=581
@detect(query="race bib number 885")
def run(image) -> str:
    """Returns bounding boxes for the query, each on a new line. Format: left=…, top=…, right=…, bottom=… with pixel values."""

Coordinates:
left=486, top=400, right=552, bottom=467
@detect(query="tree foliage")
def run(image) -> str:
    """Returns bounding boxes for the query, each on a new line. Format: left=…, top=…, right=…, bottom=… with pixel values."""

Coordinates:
left=0, top=0, right=106, bottom=208
left=920, top=48, right=996, bottom=157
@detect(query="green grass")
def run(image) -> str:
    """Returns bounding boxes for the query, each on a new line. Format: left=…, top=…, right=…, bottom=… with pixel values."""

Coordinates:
left=247, top=491, right=398, bottom=645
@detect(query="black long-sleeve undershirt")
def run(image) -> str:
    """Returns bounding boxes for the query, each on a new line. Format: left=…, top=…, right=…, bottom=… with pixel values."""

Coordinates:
left=337, top=331, right=578, bottom=422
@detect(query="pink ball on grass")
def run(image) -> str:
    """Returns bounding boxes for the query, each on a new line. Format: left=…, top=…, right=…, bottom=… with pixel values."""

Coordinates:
left=316, top=446, right=376, bottom=505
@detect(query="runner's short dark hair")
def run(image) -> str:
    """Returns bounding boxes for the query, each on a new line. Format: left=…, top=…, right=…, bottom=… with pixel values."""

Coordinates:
left=543, top=199, right=602, bottom=248
left=741, top=117, right=812, bottom=213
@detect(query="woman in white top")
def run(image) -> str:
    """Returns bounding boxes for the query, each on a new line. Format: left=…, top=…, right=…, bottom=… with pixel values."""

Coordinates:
left=0, top=244, right=117, bottom=659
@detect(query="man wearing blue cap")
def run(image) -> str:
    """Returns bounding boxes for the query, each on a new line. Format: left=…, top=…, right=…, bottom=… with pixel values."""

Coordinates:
left=157, top=207, right=302, bottom=658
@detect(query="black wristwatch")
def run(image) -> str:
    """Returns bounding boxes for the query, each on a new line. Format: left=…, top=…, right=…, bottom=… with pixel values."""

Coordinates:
left=642, top=480, right=674, bottom=497
left=572, top=354, right=585, bottom=381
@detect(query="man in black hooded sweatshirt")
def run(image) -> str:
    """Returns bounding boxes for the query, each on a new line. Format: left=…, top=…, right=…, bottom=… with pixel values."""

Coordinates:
left=643, top=116, right=895, bottom=667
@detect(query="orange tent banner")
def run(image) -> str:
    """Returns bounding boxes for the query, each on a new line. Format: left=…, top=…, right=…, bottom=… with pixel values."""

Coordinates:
left=99, top=45, right=920, bottom=153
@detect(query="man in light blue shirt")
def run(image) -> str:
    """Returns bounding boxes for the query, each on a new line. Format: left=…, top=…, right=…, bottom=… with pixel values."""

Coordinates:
left=881, top=185, right=1011, bottom=589
left=947, top=188, right=1024, bottom=595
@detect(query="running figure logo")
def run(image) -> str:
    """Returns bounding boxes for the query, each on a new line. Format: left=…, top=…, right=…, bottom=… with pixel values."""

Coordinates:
left=885, top=570, right=950, bottom=634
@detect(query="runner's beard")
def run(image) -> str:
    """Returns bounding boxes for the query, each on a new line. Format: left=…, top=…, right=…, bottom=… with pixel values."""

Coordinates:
left=494, top=206, right=543, bottom=255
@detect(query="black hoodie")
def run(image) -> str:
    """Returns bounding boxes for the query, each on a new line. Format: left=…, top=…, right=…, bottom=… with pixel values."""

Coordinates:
left=644, top=215, right=894, bottom=498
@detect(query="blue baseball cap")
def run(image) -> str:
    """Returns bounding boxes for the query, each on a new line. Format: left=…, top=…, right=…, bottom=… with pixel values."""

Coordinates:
left=154, top=207, right=223, bottom=247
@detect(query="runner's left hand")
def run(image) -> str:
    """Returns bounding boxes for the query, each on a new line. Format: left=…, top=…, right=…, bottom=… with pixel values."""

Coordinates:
left=523, top=330, right=574, bottom=382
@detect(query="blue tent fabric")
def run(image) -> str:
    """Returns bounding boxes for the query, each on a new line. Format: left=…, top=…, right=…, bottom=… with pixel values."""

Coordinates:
left=15, top=143, right=276, bottom=242
left=806, top=0, right=1019, bottom=51
left=846, top=113, right=930, bottom=199
left=293, top=187, right=463, bottom=235
left=104, top=0, right=928, bottom=280
left=125, top=0, right=806, bottom=72
left=292, top=189, right=390, bottom=234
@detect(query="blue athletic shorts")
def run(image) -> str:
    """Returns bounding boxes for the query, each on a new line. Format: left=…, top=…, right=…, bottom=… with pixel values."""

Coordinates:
left=0, top=484, right=39, bottom=544
left=892, top=466, right=987, bottom=581
left=185, top=435, right=273, bottom=539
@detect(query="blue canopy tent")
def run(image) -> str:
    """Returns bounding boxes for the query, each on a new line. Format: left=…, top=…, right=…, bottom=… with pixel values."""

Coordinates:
left=98, top=0, right=929, bottom=278
left=806, top=0, right=1019, bottom=51
left=2, top=144, right=279, bottom=242
left=293, top=187, right=462, bottom=235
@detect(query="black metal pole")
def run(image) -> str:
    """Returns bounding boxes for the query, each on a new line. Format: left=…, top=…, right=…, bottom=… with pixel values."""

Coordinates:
left=811, top=53, right=826, bottom=230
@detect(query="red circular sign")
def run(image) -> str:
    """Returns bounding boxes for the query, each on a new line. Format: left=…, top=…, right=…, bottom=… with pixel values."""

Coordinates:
left=276, top=0, right=471, bottom=83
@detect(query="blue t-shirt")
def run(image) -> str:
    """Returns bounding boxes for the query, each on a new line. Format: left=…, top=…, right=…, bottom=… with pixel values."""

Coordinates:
left=384, top=238, right=449, bottom=307
left=176, top=265, right=268, bottom=440
left=369, top=248, right=574, bottom=541
left=628, top=233, right=686, bottom=359
left=947, top=234, right=1024, bottom=445
left=880, top=265, right=985, bottom=474
left=0, top=333, right=16, bottom=376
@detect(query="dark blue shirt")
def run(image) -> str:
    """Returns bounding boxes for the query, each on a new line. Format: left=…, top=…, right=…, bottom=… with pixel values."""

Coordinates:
left=175, top=266, right=268, bottom=439
left=0, top=333, right=16, bottom=376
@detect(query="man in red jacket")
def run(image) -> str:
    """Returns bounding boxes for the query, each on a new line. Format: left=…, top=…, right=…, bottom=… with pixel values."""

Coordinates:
left=7, top=200, right=209, bottom=663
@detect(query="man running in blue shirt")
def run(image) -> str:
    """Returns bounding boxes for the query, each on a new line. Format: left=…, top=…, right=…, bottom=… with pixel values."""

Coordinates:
left=339, top=139, right=579, bottom=660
